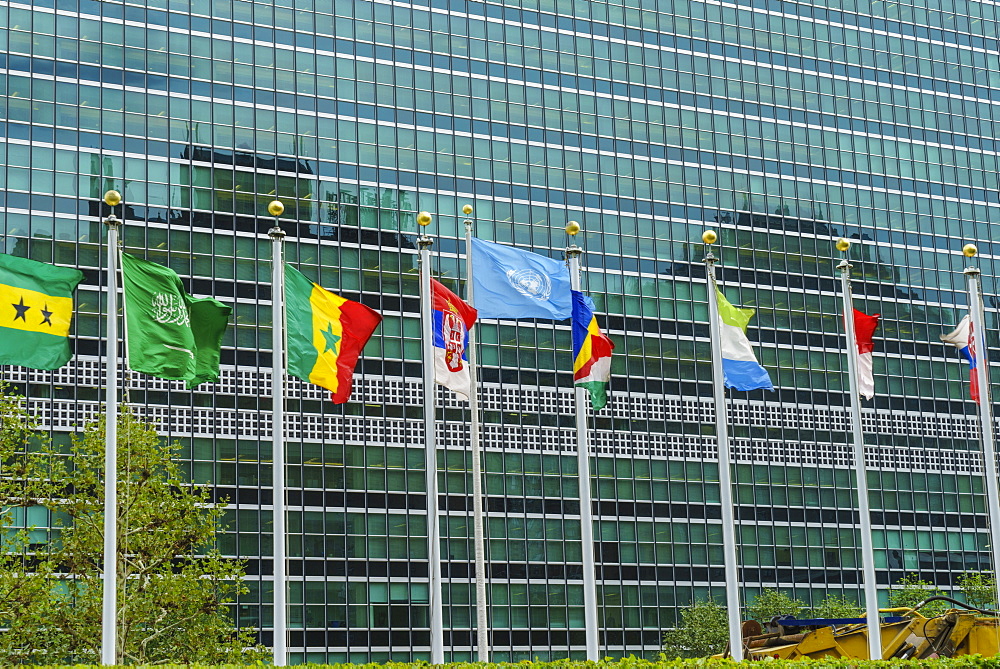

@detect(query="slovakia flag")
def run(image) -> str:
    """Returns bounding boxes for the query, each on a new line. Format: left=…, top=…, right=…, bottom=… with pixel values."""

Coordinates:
left=941, top=315, right=979, bottom=400
left=431, top=279, right=478, bottom=400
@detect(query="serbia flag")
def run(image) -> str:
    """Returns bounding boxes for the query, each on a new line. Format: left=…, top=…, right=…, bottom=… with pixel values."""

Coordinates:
left=940, top=314, right=979, bottom=401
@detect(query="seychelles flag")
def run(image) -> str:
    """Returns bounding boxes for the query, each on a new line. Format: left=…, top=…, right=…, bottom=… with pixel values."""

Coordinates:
left=715, top=288, right=773, bottom=391
left=941, top=314, right=979, bottom=400
left=285, top=264, right=382, bottom=403
left=572, top=291, right=614, bottom=410
left=432, top=279, right=478, bottom=400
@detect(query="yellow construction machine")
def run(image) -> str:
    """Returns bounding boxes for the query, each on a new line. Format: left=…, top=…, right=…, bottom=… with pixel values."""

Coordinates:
left=727, top=596, right=1000, bottom=660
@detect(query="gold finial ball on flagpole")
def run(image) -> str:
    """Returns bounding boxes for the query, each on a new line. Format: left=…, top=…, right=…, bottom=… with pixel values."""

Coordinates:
left=836, top=238, right=851, bottom=253
left=702, top=230, right=717, bottom=245
left=417, top=211, right=433, bottom=227
left=565, top=221, right=581, bottom=236
left=964, top=243, right=978, bottom=258
left=267, top=200, right=284, bottom=217
left=462, top=204, right=473, bottom=216
left=104, top=190, right=122, bottom=207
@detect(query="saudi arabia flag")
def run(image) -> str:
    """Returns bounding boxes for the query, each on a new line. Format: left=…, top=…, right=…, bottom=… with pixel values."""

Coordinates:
left=120, top=253, right=231, bottom=388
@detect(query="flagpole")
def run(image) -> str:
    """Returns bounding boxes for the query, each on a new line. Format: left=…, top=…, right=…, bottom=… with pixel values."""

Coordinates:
left=962, top=243, right=1000, bottom=611
left=836, top=239, right=882, bottom=660
left=565, top=222, right=600, bottom=662
left=701, top=230, right=743, bottom=662
left=101, top=189, right=122, bottom=666
left=417, top=211, right=445, bottom=664
left=267, top=200, right=288, bottom=667
left=462, top=204, right=490, bottom=662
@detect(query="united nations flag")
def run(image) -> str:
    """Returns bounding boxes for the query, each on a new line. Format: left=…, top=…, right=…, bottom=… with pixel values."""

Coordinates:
left=469, top=237, right=572, bottom=319
left=0, top=253, right=84, bottom=370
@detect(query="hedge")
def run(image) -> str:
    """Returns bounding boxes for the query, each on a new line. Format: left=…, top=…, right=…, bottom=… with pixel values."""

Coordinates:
left=13, top=657, right=1000, bottom=668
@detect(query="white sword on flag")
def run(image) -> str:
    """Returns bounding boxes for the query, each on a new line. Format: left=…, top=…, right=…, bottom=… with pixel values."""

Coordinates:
left=836, top=238, right=882, bottom=660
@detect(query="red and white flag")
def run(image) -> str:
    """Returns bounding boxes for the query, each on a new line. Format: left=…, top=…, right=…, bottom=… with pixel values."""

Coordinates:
left=853, top=309, right=880, bottom=399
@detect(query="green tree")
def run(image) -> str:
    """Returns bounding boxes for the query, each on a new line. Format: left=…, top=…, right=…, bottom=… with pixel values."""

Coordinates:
left=747, top=588, right=805, bottom=624
left=808, top=594, right=864, bottom=619
left=660, top=599, right=729, bottom=659
left=888, top=573, right=949, bottom=617
left=0, top=388, right=267, bottom=664
left=957, top=571, right=997, bottom=610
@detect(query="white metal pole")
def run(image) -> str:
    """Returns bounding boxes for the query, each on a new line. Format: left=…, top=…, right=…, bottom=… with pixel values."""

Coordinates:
left=269, top=209, right=288, bottom=667
left=463, top=208, right=490, bottom=662
left=837, top=254, right=882, bottom=660
left=965, top=259, right=1000, bottom=611
left=418, top=216, right=445, bottom=664
left=702, top=241, right=743, bottom=661
left=101, top=192, right=122, bottom=666
left=565, top=239, right=600, bottom=662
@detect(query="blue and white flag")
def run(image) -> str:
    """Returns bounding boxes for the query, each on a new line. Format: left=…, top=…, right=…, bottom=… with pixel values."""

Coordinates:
left=470, top=237, right=572, bottom=319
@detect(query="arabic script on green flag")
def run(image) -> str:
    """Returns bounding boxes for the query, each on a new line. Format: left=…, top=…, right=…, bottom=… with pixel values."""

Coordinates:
left=120, top=253, right=231, bottom=388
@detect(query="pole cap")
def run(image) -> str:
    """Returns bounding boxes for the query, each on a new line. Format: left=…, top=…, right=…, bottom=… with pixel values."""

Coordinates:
left=565, top=221, right=581, bottom=236
left=836, top=238, right=851, bottom=253
left=267, top=200, right=285, bottom=217
left=702, top=230, right=717, bottom=244
left=964, top=243, right=978, bottom=258
left=104, top=190, right=122, bottom=207
left=417, top=211, right=433, bottom=226
left=462, top=204, right=473, bottom=216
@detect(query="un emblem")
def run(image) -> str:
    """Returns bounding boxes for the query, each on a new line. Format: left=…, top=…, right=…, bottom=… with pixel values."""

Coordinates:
left=505, top=269, right=552, bottom=301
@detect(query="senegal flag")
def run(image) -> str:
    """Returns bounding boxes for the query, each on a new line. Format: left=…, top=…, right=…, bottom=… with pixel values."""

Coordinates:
left=0, top=254, right=84, bottom=370
left=285, top=265, right=381, bottom=403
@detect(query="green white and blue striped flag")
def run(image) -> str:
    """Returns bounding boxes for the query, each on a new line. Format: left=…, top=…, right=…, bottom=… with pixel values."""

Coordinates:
left=715, top=288, right=773, bottom=391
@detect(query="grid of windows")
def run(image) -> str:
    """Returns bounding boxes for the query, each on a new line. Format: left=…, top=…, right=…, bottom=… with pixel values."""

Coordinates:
left=3, top=0, right=1000, bottom=662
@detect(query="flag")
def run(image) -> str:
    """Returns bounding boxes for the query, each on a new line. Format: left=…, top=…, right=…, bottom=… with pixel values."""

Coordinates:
left=0, top=253, right=84, bottom=370
left=431, top=279, right=477, bottom=400
left=941, top=314, right=979, bottom=400
left=715, top=288, right=773, bottom=391
left=572, top=290, right=614, bottom=410
left=853, top=309, right=880, bottom=400
left=285, top=264, right=381, bottom=404
left=470, top=237, right=572, bottom=319
left=120, top=253, right=231, bottom=388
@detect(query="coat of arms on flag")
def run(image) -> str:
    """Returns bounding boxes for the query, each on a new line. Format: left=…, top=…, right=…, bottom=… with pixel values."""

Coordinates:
left=431, top=279, right=477, bottom=400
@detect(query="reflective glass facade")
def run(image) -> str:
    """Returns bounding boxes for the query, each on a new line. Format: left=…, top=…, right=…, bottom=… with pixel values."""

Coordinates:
left=2, top=0, right=999, bottom=662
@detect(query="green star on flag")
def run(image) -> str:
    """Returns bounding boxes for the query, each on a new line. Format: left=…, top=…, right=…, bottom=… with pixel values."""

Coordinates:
left=321, top=322, right=341, bottom=353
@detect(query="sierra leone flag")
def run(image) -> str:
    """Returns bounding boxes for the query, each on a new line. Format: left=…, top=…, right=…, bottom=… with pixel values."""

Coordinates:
left=715, top=288, right=773, bottom=391
left=285, top=264, right=382, bottom=403
left=571, top=290, right=614, bottom=410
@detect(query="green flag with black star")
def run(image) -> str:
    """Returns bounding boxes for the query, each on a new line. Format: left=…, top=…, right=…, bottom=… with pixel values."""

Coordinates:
left=0, top=253, right=84, bottom=370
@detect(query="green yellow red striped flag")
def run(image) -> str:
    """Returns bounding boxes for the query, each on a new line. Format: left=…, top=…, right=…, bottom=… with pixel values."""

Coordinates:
left=284, top=264, right=382, bottom=403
